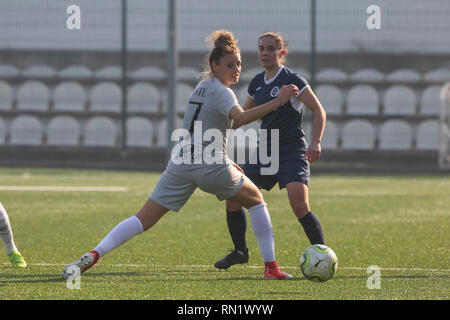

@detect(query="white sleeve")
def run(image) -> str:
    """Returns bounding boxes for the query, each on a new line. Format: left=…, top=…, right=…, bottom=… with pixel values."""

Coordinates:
left=217, top=88, right=239, bottom=116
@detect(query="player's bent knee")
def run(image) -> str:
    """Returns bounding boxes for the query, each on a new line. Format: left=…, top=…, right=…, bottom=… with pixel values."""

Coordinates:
left=244, top=185, right=264, bottom=207
left=227, top=183, right=263, bottom=209
left=245, top=192, right=264, bottom=209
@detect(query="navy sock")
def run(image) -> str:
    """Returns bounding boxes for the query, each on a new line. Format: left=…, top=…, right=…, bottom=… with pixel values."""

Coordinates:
left=226, top=208, right=248, bottom=252
left=298, top=211, right=326, bottom=245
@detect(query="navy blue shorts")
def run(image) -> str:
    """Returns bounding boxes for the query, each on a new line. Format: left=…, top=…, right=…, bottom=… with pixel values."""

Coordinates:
left=243, top=157, right=310, bottom=191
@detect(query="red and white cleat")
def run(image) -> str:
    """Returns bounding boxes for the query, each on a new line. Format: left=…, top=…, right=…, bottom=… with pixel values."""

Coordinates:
left=61, top=250, right=100, bottom=280
left=264, top=261, right=293, bottom=280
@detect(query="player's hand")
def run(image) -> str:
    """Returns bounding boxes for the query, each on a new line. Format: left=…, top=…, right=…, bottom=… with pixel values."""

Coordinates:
left=306, top=140, right=321, bottom=163
left=277, top=84, right=299, bottom=105
left=232, top=162, right=245, bottom=174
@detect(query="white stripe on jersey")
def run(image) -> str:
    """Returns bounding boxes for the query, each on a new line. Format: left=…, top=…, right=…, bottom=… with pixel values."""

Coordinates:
left=290, top=84, right=310, bottom=113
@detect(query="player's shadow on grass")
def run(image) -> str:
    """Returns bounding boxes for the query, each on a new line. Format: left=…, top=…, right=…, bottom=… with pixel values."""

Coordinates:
left=127, top=269, right=306, bottom=281
left=335, top=274, right=450, bottom=280
left=81, top=271, right=146, bottom=278
left=0, top=271, right=144, bottom=285
left=217, top=276, right=306, bottom=281
left=0, top=273, right=62, bottom=284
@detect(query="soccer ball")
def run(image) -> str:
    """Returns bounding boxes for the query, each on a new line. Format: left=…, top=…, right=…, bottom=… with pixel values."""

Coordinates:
left=300, top=244, right=338, bottom=282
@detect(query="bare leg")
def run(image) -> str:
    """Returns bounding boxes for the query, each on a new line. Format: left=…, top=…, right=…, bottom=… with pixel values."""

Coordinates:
left=286, top=182, right=325, bottom=245
left=136, top=199, right=170, bottom=231
left=285, top=182, right=310, bottom=219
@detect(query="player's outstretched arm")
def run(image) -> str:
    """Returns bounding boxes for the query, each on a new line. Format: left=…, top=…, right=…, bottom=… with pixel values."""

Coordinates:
left=230, top=84, right=299, bottom=127
left=231, top=97, right=257, bottom=129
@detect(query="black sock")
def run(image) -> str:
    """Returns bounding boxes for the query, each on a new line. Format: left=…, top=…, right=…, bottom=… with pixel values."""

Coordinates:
left=226, top=208, right=248, bottom=252
left=298, top=211, right=326, bottom=245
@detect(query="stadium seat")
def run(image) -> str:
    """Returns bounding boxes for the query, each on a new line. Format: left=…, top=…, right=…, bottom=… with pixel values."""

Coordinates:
left=385, top=69, right=421, bottom=83
left=21, top=65, right=56, bottom=79
left=47, top=116, right=81, bottom=146
left=127, top=82, right=160, bottom=113
left=349, top=68, right=384, bottom=82
left=83, top=116, right=117, bottom=147
left=346, top=85, right=379, bottom=115
left=177, top=67, right=201, bottom=82
left=0, top=117, right=6, bottom=144
left=53, top=81, right=87, bottom=112
left=176, top=83, right=195, bottom=113
left=59, top=65, right=93, bottom=80
left=155, top=119, right=168, bottom=147
left=419, top=85, right=441, bottom=116
left=341, top=119, right=375, bottom=150
left=316, top=68, right=348, bottom=82
left=315, top=85, right=343, bottom=115
left=90, top=82, right=122, bottom=113
left=155, top=118, right=184, bottom=147
left=378, top=120, right=412, bottom=150
left=94, top=65, right=122, bottom=80
left=0, top=81, right=13, bottom=111
left=9, top=115, right=43, bottom=145
left=0, top=64, right=19, bottom=78
left=383, top=85, right=417, bottom=115
left=416, top=120, right=440, bottom=150
left=159, top=88, right=168, bottom=112
left=126, top=117, right=154, bottom=147
left=161, top=83, right=194, bottom=113
left=441, top=83, right=450, bottom=105
left=129, top=66, right=166, bottom=81
left=423, top=68, right=450, bottom=82
left=16, top=81, right=50, bottom=112
left=321, top=120, right=339, bottom=150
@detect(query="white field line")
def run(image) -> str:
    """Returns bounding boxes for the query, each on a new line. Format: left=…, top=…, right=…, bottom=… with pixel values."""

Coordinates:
left=3, top=262, right=450, bottom=273
left=0, top=186, right=128, bottom=192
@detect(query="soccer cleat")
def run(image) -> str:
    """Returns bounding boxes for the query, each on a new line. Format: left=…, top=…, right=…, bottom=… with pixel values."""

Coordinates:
left=214, top=248, right=249, bottom=269
left=8, top=251, right=27, bottom=268
left=264, top=261, right=293, bottom=280
left=61, top=250, right=99, bottom=280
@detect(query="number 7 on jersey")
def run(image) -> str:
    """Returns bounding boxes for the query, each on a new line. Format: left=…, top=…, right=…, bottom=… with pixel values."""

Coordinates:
left=188, top=101, right=203, bottom=134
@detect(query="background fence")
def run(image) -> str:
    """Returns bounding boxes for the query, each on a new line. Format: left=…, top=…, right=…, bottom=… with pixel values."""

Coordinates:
left=0, top=0, right=449, bottom=172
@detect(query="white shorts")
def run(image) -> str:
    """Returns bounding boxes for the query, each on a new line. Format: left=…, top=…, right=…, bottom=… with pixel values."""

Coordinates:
left=149, top=161, right=245, bottom=212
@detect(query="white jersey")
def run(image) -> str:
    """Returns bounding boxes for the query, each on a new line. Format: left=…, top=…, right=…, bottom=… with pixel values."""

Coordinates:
left=150, top=77, right=244, bottom=212
left=174, top=77, right=239, bottom=165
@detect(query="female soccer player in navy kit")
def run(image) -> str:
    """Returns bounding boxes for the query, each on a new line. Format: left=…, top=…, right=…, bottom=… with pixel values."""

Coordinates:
left=62, top=30, right=299, bottom=280
left=215, top=31, right=327, bottom=269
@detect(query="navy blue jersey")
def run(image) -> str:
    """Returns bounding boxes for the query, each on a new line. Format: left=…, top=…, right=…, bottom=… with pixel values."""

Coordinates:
left=247, top=65, right=309, bottom=160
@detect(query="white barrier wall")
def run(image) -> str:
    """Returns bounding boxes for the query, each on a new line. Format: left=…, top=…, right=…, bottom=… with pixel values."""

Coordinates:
left=0, top=0, right=449, bottom=53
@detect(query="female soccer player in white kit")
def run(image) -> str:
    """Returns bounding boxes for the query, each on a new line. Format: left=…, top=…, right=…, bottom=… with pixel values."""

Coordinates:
left=62, top=30, right=299, bottom=280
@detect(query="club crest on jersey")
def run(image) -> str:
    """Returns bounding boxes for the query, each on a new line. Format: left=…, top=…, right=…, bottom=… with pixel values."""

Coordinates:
left=270, top=86, right=280, bottom=97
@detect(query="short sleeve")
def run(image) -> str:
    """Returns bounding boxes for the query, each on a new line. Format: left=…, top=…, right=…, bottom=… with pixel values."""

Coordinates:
left=291, top=73, right=309, bottom=95
left=217, top=87, right=239, bottom=116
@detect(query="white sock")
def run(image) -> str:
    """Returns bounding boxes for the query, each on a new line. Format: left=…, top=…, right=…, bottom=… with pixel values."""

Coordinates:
left=0, top=202, right=18, bottom=255
left=248, top=203, right=275, bottom=262
left=93, top=216, right=143, bottom=257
